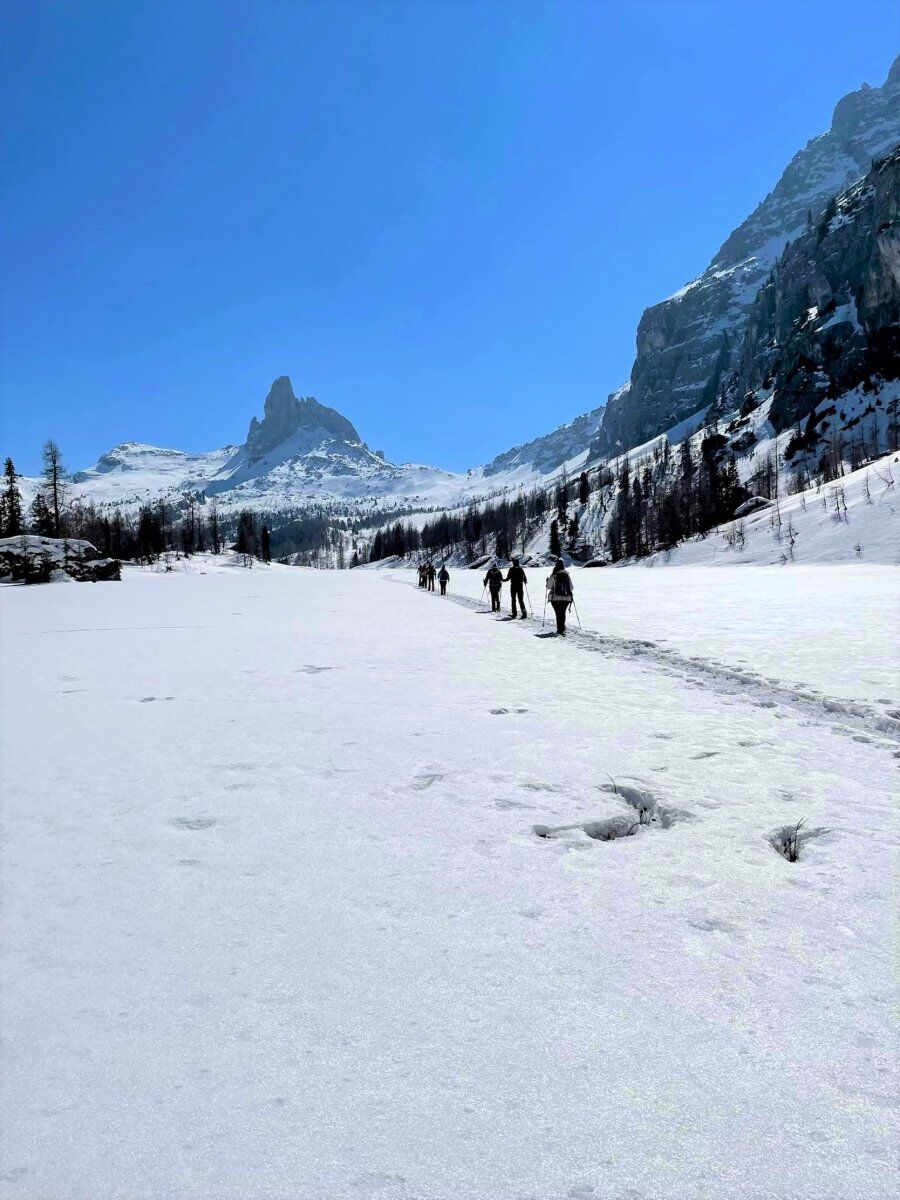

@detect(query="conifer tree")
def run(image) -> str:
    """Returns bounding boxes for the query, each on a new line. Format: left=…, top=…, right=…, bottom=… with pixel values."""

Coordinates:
left=28, top=492, right=54, bottom=536
left=549, top=518, right=561, bottom=558
left=41, top=440, right=67, bottom=536
left=1, top=457, right=23, bottom=536
left=578, top=471, right=590, bottom=506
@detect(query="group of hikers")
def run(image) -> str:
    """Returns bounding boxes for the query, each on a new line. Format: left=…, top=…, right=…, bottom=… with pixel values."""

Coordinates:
left=417, top=560, right=451, bottom=596
left=417, top=556, right=576, bottom=636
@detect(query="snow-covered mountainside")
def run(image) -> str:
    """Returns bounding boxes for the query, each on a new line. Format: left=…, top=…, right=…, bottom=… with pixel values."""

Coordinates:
left=479, top=402, right=606, bottom=479
left=595, top=55, right=900, bottom=457
left=32, top=375, right=601, bottom=520
left=54, top=376, right=471, bottom=516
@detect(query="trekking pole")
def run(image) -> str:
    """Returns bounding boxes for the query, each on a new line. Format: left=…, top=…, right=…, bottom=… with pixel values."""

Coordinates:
left=524, top=583, right=534, bottom=619
left=479, top=584, right=487, bottom=609
left=571, top=599, right=583, bottom=630
left=541, top=591, right=548, bottom=629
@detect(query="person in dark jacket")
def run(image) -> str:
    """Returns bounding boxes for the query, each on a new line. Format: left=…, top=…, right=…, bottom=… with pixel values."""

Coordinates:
left=546, top=558, right=574, bottom=635
left=483, top=562, right=504, bottom=611
left=418, top=564, right=427, bottom=588
left=438, top=564, right=450, bottom=595
left=503, top=558, right=528, bottom=619
left=426, top=562, right=436, bottom=591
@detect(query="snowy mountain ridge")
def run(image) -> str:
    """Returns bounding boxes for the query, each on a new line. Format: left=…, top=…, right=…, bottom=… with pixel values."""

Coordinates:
left=46, top=375, right=591, bottom=520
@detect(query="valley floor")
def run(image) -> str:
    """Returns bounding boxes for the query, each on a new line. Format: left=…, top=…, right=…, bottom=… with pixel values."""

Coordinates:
left=1, top=559, right=897, bottom=1199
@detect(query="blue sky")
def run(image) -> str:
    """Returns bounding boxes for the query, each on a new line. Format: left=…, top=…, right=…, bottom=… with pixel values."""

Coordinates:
left=1, top=1, right=896, bottom=475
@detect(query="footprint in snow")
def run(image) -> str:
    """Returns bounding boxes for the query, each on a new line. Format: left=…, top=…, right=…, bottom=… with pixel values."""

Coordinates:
left=296, top=665, right=333, bottom=674
left=139, top=696, right=174, bottom=703
left=170, top=816, right=217, bottom=831
left=411, top=773, right=444, bottom=790
left=687, top=915, right=738, bottom=935
left=489, top=707, right=528, bottom=715
left=349, top=1171, right=408, bottom=1190
left=690, top=750, right=720, bottom=760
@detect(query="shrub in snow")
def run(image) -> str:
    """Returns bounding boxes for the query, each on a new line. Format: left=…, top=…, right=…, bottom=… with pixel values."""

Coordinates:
left=769, top=819, right=826, bottom=863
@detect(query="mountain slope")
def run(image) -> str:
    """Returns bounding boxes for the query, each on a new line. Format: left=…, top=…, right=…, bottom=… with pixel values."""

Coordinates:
left=594, top=56, right=900, bottom=457
left=724, top=146, right=899, bottom=440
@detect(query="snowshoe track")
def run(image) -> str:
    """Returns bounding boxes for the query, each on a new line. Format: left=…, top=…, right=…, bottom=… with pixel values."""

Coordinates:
left=391, top=576, right=900, bottom=749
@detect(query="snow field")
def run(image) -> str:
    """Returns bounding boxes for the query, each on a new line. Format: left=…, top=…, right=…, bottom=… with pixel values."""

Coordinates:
left=1, top=560, right=897, bottom=1199
left=446, top=561, right=900, bottom=718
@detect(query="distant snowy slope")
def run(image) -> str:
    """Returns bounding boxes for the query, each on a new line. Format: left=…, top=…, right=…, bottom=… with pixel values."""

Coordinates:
left=645, top=452, right=900, bottom=567
left=478, top=402, right=606, bottom=479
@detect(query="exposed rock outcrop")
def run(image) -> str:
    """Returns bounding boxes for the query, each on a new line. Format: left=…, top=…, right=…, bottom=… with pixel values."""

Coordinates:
left=720, top=147, right=900, bottom=436
left=594, top=57, right=900, bottom=457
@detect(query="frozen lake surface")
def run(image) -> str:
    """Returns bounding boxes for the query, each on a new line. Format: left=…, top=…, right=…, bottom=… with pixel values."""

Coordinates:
left=2, top=559, right=897, bottom=1199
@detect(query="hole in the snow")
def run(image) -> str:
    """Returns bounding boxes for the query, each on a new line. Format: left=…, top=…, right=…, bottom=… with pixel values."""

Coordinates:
left=533, top=816, right=641, bottom=843
left=768, top=819, right=826, bottom=863
left=598, top=778, right=692, bottom=829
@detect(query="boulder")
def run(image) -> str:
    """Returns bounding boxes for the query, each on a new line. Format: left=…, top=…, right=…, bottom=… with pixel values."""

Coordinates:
left=0, top=535, right=121, bottom=584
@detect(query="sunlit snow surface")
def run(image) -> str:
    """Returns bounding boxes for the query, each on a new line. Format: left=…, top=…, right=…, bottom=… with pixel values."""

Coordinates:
left=1, top=560, right=897, bottom=1199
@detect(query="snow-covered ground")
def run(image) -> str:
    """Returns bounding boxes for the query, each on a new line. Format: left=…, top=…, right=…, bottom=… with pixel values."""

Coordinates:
left=2, top=559, right=897, bottom=1199
left=447, top=563, right=899, bottom=714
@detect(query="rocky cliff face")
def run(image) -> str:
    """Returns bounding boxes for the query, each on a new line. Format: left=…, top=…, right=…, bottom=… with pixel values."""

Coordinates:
left=720, top=147, right=899, bottom=438
left=244, top=376, right=361, bottom=464
left=594, top=56, right=900, bottom=457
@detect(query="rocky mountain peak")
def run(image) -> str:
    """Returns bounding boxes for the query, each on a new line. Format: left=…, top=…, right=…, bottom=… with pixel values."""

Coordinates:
left=244, top=376, right=362, bottom=464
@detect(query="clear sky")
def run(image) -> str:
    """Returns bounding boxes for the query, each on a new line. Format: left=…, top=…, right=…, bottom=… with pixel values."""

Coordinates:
left=1, top=1, right=896, bottom=475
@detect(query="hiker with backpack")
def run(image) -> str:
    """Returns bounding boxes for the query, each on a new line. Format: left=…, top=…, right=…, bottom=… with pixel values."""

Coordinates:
left=503, top=558, right=528, bottom=619
left=426, top=562, right=436, bottom=591
left=438, top=564, right=450, bottom=595
left=546, top=558, right=574, bottom=636
left=483, top=561, right=504, bottom=611
left=418, top=564, right=427, bottom=588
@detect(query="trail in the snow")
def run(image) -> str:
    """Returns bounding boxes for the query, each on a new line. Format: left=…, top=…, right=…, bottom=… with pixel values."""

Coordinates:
left=390, top=576, right=900, bottom=750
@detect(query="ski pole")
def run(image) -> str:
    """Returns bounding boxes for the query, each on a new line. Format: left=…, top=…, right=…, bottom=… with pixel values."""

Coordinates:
left=524, top=583, right=534, bottom=618
left=541, top=591, right=547, bottom=629
left=571, top=598, right=583, bottom=629
left=479, top=584, right=487, bottom=609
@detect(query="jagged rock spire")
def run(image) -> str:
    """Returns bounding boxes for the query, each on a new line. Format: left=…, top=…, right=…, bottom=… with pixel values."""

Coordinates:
left=244, top=376, right=362, bottom=463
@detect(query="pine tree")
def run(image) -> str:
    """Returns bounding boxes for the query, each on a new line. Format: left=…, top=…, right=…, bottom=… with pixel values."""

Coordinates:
left=260, top=525, right=271, bottom=563
left=28, top=492, right=54, bottom=536
left=1, top=458, right=23, bottom=536
left=41, top=440, right=66, bottom=537
left=549, top=518, right=561, bottom=557
left=236, top=510, right=258, bottom=561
